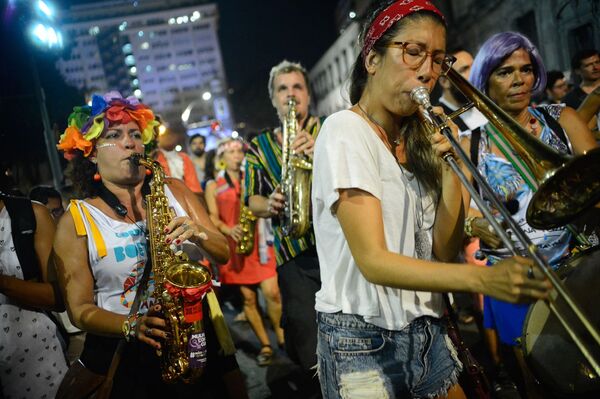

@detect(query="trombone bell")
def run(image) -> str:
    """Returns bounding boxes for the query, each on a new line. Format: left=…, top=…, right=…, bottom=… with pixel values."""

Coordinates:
left=444, top=66, right=600, bottom=229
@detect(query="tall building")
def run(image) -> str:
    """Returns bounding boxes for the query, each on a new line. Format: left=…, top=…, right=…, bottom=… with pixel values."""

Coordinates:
left=55, top=0, right=233, bottom=134
left=309, top=22, right=359, bottom=116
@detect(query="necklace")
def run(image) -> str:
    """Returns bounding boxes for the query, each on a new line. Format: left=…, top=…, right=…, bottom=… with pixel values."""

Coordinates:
left=356, top=103, right=426, bottom=230
left=357, top=103, right=402, bottom=146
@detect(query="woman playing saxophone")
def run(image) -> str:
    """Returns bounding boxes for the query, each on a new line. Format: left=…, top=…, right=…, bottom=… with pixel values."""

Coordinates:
left=205, top=138, right=284, bottom=366
left=53, top=92, right=247, bottom=398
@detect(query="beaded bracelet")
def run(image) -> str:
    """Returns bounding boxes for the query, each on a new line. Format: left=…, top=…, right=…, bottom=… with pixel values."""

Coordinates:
left=464, top=216, right=477, bottom=238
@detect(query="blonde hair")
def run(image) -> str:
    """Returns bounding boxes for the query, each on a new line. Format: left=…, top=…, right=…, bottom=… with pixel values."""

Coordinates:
left=268, top=60, right=310, bottom=99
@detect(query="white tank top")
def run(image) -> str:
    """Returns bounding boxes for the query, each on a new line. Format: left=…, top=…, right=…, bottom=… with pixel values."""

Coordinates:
left=69, top=185, right=192, bottom=316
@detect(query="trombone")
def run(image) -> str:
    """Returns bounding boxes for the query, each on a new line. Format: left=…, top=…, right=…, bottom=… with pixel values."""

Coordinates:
left=410, top=63, right=600, bottom=380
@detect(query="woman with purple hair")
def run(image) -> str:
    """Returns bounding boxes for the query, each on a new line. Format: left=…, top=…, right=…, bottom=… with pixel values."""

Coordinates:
left=463, top=32, right=596, bottom=395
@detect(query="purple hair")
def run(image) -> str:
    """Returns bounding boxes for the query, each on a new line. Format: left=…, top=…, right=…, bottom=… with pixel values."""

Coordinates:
left=470, top=32, right=547, bottom=97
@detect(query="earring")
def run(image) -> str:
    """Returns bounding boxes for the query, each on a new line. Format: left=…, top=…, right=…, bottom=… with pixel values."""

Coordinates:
left=93, top=172, right=101, bottom=182
left=145, top=169, right=152, bottom=176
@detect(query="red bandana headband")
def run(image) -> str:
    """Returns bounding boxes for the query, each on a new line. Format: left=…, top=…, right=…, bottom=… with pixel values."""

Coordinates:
left=361, top=0, right=445, bottom=60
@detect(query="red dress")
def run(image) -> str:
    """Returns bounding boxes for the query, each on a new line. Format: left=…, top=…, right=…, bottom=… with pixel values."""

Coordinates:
left=215, top=172, right=276, bottom=284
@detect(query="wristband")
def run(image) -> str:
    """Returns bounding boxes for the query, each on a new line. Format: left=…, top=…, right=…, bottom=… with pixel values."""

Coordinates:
left=464, top=216, right=477, bottom=238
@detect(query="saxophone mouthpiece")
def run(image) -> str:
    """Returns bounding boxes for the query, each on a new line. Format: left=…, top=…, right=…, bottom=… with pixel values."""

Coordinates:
left=129, top=153, right=143, bottom=165
left=410, top=87, right=432, bottom=109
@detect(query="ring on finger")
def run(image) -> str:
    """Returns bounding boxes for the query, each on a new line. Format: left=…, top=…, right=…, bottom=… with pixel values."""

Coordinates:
left=146, top=327, right=153, bottom=336
left=527, top=266, right=534, bottom=279
left=181, top=223, right=190, bottom=232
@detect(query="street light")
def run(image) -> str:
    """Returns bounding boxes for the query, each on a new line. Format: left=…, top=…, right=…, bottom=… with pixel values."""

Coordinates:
left=25, top=0, right=64, bottom=189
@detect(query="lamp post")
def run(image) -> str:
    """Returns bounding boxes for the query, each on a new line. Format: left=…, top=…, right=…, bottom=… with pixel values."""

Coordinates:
left=26, top=1, right=65, bottom=189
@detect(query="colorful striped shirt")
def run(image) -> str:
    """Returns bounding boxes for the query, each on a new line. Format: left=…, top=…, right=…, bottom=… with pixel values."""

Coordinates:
left=244, top=117, right=322, bottom=265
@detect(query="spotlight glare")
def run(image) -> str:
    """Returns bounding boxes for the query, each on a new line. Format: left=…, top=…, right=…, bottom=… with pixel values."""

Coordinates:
left=38, top=1, right=52, bottom=18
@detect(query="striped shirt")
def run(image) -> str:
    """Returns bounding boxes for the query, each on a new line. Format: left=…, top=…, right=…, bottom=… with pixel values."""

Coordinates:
left=244, top=117, right=322, bottom=265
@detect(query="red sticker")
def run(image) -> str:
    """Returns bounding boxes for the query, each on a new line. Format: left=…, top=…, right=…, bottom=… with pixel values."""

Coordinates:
left=184, top=302, right=203, bottom=323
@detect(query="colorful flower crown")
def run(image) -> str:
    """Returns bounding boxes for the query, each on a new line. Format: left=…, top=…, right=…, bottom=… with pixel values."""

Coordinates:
left=57, top=91, right=159, bottom=160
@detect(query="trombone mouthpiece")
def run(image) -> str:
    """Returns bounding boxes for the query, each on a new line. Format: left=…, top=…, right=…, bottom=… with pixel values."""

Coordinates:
left=410, top=87, right=431, bottom=108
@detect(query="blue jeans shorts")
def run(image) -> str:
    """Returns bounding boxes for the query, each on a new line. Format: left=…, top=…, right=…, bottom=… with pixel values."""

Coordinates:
left=316, top=312, right=462, bottom=398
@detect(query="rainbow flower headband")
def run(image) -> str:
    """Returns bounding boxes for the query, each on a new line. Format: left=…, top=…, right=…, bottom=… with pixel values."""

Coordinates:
left=57, top=91, right=159, bottom=160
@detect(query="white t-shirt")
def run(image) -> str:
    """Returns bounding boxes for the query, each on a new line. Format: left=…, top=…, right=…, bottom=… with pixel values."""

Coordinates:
left=312, top=110, right=443, bottom=331
left=69, top=185, right=196, bottom=316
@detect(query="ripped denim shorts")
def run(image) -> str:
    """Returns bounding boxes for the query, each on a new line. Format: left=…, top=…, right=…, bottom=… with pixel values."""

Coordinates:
left=316, top=312, right=462, bottom=399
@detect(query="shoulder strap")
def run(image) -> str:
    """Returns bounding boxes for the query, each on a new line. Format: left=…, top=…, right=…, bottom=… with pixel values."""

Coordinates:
left=470, top=127, right=482, bottom=166
left=536, top=107, right=571, bottom=154
left=69, top=200, right=107, bottom=258
left=3, top=196, right=40, bottom=281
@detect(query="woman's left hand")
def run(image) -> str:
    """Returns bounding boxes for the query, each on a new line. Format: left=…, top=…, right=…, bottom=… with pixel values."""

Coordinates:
left=136, top=304, right=167, bottom=350
left=164, top=216, right=208, bottom=246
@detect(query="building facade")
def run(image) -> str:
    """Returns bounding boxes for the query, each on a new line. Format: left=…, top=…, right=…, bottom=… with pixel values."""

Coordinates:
left=55, top=0, right=233, bottom=132
left=309, top=0, right=598, bottom=115
left=309, top=22, right=359, bottom=117
left=445, top=0, right=599, bottom=75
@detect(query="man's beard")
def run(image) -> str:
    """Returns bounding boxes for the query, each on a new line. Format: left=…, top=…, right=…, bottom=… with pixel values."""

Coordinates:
left=192, top=148, right=205, bottom=157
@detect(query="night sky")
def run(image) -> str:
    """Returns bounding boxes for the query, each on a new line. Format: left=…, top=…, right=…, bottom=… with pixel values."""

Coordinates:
left=0, top=0, right=339, bottom=186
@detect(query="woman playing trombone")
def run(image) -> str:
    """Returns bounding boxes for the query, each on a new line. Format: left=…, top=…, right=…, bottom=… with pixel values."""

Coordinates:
left=311, top=2, right=551, bottom=398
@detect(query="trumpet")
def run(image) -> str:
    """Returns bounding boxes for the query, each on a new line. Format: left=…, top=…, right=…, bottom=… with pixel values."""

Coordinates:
left=411, top=68, right=600, bottom=385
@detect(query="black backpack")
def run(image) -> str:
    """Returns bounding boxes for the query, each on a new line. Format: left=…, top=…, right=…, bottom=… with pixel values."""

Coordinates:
left=1, top=194, right=40, bottom=281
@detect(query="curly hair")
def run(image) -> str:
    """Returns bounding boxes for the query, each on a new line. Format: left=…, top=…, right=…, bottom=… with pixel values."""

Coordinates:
left=68, top=152, right=101, bottom=199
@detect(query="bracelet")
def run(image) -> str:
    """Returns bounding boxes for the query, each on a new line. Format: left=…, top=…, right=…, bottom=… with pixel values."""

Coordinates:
left=121, top=313, right=140, bottom=342
left=464, top=216, right=477, bottom=238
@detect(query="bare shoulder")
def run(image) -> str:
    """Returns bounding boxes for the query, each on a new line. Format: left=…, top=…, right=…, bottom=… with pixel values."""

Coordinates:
left=54, top=206, right=79, bottom=246
left=205, top=179, right=216, bottom=191
left=32, top=201, right=51, bottom=217
left=32, top=202, right=54, bottom=226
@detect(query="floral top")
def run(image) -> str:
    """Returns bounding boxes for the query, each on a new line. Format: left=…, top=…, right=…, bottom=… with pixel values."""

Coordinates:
left=477, top=104, right=570, bottom=267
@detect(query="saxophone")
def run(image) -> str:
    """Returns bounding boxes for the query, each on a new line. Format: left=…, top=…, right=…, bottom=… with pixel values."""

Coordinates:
left=131, top=153, right=213, bottom=383
left=236, top=164, right=257, bottom=255
left=236, top=206, right=257, bottom=255
left=280, top=97, right=313, bottom=239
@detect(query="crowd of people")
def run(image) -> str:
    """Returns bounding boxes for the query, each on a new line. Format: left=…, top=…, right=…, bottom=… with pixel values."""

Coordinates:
left=1, top=0, right=600, bottom=398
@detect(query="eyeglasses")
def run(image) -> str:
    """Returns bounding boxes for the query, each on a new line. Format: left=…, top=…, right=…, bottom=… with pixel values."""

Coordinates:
left=385, top=42, right=455, bottom=74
